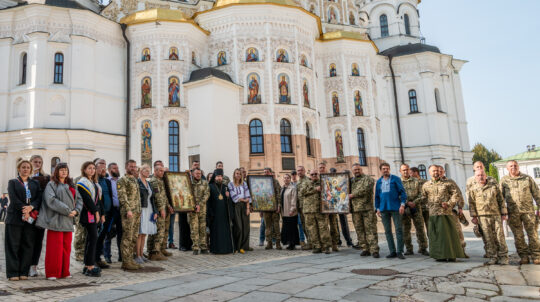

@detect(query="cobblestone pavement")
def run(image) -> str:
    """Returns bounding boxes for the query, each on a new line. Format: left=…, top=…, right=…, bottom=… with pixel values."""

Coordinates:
left=1, top=214, right=539, bottom=302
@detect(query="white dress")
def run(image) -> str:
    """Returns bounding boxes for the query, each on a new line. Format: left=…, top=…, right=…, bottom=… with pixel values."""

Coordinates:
left=139, top=181, right=157, bottom=235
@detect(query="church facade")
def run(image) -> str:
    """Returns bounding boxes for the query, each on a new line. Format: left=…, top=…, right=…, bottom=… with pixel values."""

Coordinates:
left=0, top=0, right=473, bottom=191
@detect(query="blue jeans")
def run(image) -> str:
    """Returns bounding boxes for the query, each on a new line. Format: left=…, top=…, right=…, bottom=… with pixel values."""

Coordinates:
left=168, top=213, right=176, bottom=245
left=259, top=218, right=265, bottom=243
left=297, top=215, right=305, bottom=242
left=381, top=211, right=404, bottom=254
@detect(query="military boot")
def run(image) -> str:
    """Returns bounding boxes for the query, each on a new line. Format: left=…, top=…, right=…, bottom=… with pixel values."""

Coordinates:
left=276, top=241, right=282, bottom=250
left=312, top=248, right=322, bottom=254
left=302, top=243, right=312, bottom=250
left=324, top=247, right=331, bottom=254
left=121, top=261, right=139, bottom=270
left=332, top=244, right=339, bottom=252
left=161, top=249, right=172, bottom=257
left=265, top=241, right=273, bottom=250
left=150, top=251, right=167, bottom=261
left=520, top=256, right=530, bottom=265
left=486, top=258, right=498, bottom=265
left=498, top=257, right=509, bottom=265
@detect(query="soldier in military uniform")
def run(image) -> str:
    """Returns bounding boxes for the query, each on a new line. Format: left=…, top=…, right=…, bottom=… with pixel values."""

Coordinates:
left=147, top=165, right=169, bottom=261
left=189, top=168, right=210, bottom=254
left=318, top=163, right=340, bottom=251
left=466, top=161, right=491, bottom=258
left=296, top=166, right=311, bottom=250
left=117, top=160, right=142, bottom=270
left=438, top=166, right=467, bottom=257
left=300, top=170, right=332, bottom=254
left=500, top=160, right=540, bottom=265
left=410, top=167, right=429, bottom=233
left=349, top=163, right=379, bottom=258
left=422, top=165, right=465, bottom=261
left=467, top=169, right=508, bottom=265
left=263, top=168, right=282, bottom=250
left=400, top=164, right=428, bottom=255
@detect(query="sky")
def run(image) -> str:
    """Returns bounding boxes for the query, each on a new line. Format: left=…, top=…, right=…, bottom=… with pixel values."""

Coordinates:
left=418, top=0, right=540, bottom=158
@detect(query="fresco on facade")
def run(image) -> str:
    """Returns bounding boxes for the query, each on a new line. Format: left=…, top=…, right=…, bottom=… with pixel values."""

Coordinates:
left=332, top=92, right=340, bottom=116
left=354, top=90, right=363, bottom=116
left=335, top=130, right=344, bottom=162
left=141, top=120, right=152, bottom=167
left=349, top=12, right=356, bottom=25
left=328, top=8, right=338, bottom=23
left=303, top=79, right=310, bottom=108
left=300, top=55, right=308, bottom=67
left=329, top=63, right=337, bottom=77
left=141, top=77, right=152, bottom=108
left=217, top=51, right=227, bottom=66
left=246, top=47, right=259, bottom=62
left=142, top=48, right=150, bottom=61
left=169, top=47, right=179, bottom=60
left=276, top=49, right=289, bottom=63
left=247, top=73, right=261, bottom=104
left=278, top=73, right=291, bottom=104
left=352, top=63, right=360, bottom=76
left=168, top=76, right=180, bottom=107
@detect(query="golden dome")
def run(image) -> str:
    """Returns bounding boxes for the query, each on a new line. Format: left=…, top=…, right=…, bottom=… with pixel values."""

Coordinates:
left=214, top=0, right=298, bottom=8
left=120, top=8, right=209, bottom=34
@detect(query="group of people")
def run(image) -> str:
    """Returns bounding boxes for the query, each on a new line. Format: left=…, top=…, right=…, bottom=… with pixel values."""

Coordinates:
left=4, top=155, right=540, bottom=281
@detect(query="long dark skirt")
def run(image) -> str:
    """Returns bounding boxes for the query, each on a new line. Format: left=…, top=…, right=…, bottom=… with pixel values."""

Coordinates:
left=281, top=215, right=300, bottom=246
left=428, top=215, right=465, bottom=260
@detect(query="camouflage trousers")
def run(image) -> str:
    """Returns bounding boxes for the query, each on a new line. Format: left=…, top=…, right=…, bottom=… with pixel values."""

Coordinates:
left=351, top=210, right=379, bottom=253
left=402, top=208, right=428, bottom=252
left=421, top=206, right=429, bottom=237
left=298, top=208, right=309, bottom=243
left=304, top=213, right=331, bottom=250
left=478, top=215, right=508, bottom=260
left=263, top=212, right=280, bottom=242
left=452, top=212, right=466, bottom=248
left=147, top=214, right=167, bottom=253
left=329, top=214, right=340, bottom=245
left=74, top=222, right=87, bottom=258
left=188, top=211, right=207, bottom=250
left=508, top=213, right=540, bottom=260
left=121, top=212, right=140, bottom=264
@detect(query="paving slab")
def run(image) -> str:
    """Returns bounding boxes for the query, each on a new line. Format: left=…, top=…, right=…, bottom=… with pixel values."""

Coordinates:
left=295, top=285, right=356, bottom=300
left=170, top=289, right=243, bottom=302
left=293, top=271, right=354, bottom=285
left=259, top=281, right=315, bottom=295
left=229, top=291, right=290, bottom=302
left=117, top=292, right=177, bottom=302
left=500, top=285, right=540, bottom=299
left=340, top=293, right=391, bottom=302
left=411, top=291, right=454, bottom=302
left=458, top=281, right=499, bottom=292
left=436, top=281, right=465, bottom=295
left=522, top=270, right=540, bottom=286
left=66, top=289, right=136, bottom=302
left=493, top=270, right=526, bottom=285
left=450, top=295, right=485, bottom=302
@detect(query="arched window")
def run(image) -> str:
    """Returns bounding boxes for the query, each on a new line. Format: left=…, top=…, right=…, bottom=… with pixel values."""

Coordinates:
left=418, top=164, right=427, bottom=180
left=54, top=53, right=64, bottom=84
left=168, top=120, right=180, bottom=172
left=20, top=52, right=27, bottom=85
left=380, top=14, right=389, bottom=37
left=50, top=157, right=60, bottom=174
left=404, top=14, right=411, bottom=35
left=306, top=123, right=312, bottom=156
left=435, top=88, right=443, bottom=112
left=357, top=128, right=367, bottom=166
left=409, top=89, right=418, bottom=113
left=280, top=119, right=292, bottom=153
left=249, top=119, right=264, bottom=154
left=534, top=167, right=540, bottom=178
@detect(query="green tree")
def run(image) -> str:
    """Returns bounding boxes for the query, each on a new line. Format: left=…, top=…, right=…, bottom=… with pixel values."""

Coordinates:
left=472, top=143, right=502, bottom=179
left=487, top=164, right=499, bottom=180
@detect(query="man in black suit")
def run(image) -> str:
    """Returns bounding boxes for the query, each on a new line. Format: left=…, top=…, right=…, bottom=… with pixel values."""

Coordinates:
left=0, top=193, right=8, bottom=221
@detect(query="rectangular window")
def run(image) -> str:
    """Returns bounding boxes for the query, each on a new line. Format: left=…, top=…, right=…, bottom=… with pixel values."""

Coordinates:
left=282, top=157, right=296, bottom=171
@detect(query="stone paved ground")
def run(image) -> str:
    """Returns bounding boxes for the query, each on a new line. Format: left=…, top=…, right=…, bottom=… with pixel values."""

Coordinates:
left=1, top=214, right=539, bottom=302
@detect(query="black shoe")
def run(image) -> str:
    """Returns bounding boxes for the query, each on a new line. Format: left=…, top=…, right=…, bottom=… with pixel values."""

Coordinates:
left=287, top=245, right=295, bottom=250
left=397, top=253, right=405, bottom=259
left=448, top=258, right=456, bottom=262
left=420, top=250, right=429, bottom=256
left=118, top=256, right=122, bottom=262
left=386, top=252, right=397, bottom=259
left=352, top=244, right=362, bottom=250
left=180, top=247, right=188, bottom=252
left=85, top=267, right=101, bottom=277
left=201, top=249, right=209, bottom=254
left=82, top=267, right=88, bottom=274
left=436, top=259, right=447, bottom=262
left=360, top=251, right=371, bottom=257
left=372, top=252, right=380, bottom=258
left=312, top=248, right=322, bottom=254
left=404, top=250, right=413, bottom=256
left=193, top=250, right=199, bottom=255
left=347, top=242, right=353, bottom=247
left=105, top=257, right=112, bottom=264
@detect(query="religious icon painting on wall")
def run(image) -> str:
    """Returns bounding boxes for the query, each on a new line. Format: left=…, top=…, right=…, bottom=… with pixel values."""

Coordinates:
left=302, top=79, right=310, bottom=108
left=335, top=130, right=345, bottom=162
left=349, top=12, right=356, bottom=25
left=309, top=4, right=315, bottom=14
left=300, top=55, right=308, bottom=67
left=352, top=63, right=360, bottom=76
left=276, top=49, right=289, bottom=63
left=320, top=172, right=350, bottom=214
left=141, top=77, right=152, bottom=108
left=329, top=63, right=337, bottom=77
left=169, top=47, right=179, bottom=60
left=247, top=73, right=261, bottom=104
left=168, top=76, right=180, bottom=107
left=332, top=92, right=340, bottom=116
left=247, top=175, right=278, bottom=212
left=246, top=47, right=259, bottom=62
left=191, top=51, right=196, bottom=65
left=354, top=90, right=363, bottom=116
left=217, top=51, right=227, bottom=66
left=141, top=120, right=152, bottom=167
left=328, top=8, right=338, bottom=24
left=141, top=48, right=151, bottom=62
left=278, top=73, right=291, bottom=104
left=163, top=171, right=195, bottom=212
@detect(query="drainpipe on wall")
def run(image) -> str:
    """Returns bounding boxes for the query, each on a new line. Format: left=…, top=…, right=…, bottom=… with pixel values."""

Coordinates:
left=387, top=55, right=405, bottom=164
left=121, top=24, right=131, bottom=161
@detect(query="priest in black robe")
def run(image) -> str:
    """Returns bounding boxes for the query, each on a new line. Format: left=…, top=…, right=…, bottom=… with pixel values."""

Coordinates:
left=207, top=169, right=235, bottom=254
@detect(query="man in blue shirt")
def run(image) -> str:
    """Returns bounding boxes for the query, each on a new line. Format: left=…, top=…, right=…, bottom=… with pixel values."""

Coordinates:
left=375, top=163, right=407, bottom=259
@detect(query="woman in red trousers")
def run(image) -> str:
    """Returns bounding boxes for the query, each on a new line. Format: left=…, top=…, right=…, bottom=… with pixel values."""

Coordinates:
left=36, top=163, right=82, bottom=280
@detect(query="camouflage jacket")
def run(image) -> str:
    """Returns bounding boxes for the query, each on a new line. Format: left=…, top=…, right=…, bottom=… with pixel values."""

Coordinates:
left=467, top=178, right=507, bottom=217
left=350, top=174, right=374, bottom=212
left=117, top=175, right=141, bottom=215
left=192, top=178, right=210, bottom=210
left=222, top=175, right=231, bottom=187
left=442, top=177, right=465, bottom=209
left=300, top=179, right=321, bottom=214
left=296, top=176, right=309, bottom=209
left=500, top=173, right=540, bottom=214
left=401, top=177, right=423, bottom=207
left=416, top=177, right=428, bottom=208
left=148, top=176, right=168, bottom=212
left=466, top=175, right=495, bottom=191
left=272, top=178, right=282, bottom=208
left=421, top=178, right=459, bottom=216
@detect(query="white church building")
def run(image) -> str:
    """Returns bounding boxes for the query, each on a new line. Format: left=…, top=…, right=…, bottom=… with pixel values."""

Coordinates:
left=0, top=0, right=473, bottom=192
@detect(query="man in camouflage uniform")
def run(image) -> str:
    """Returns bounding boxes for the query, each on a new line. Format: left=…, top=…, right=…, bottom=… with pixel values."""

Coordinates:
left=400, top=164, right=428, bottom=255
left=263, top=168, right=282, bottom=250
left=410, top=167, right=429, bottom=233
left=189, top=168, right=210, bottom=254
left=500, top=160, right=540, bottom=265
left=300, top=170, right=331, bottom=254
left=468, top=169, right=508, bottom=265
left=318, top=163, right=340, bottom=251
left=296, top=166, right=311, bottom=250
left=117, top=160, right=142, bottom=270
left=147, top=165, right=169, bottom=260
left=466, top=161, right=491, bottom=258
left=439, top=166, right=467, bottom=257
left=349, top=163, right=379, bottom=258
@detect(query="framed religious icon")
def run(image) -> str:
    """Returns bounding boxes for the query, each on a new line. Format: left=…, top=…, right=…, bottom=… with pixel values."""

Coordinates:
left=246, top=175, right=278, bottom=212
left=320, top=173, right=350, bottom=214
left=163, top=171, right=195, bottom=212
